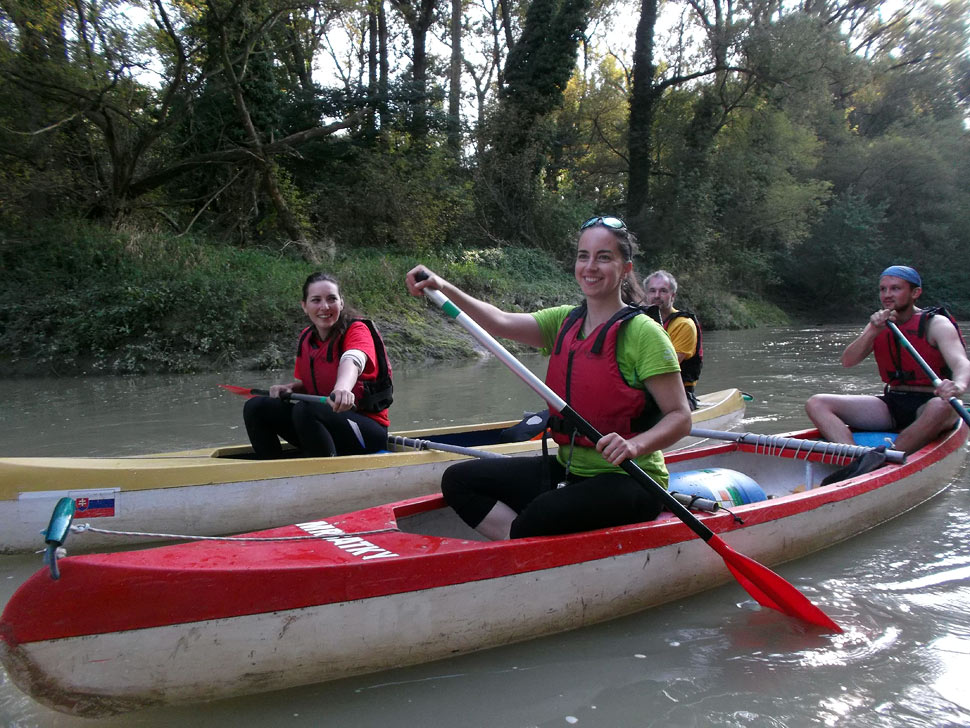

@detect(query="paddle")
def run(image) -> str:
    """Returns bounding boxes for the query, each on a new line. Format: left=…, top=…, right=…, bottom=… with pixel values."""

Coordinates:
left=387, top=435, right=507, bottom=459
left=220, top=384, right=335, bottom=406
left=415, top=274, right=841, bottom=631
left=886, top=322, right=970, bottom=427
left=690, top=427, right=907, bottom=464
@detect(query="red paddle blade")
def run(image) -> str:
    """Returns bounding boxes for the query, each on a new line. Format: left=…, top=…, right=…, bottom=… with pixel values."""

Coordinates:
left=219, top=384, right=257, bottom=398
left=708, top=535, right=842, bottom=632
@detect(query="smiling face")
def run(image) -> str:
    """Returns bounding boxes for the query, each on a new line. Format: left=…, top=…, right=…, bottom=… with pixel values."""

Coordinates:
left=574, top=226, right=632, bottom=303
left=301, top=279, right=344, bottom=337
left=879, top=275, right=921, bottom=313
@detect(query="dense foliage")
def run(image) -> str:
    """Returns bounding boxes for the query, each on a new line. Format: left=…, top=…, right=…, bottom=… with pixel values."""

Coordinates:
left=0, top=221, right=587, bottom=373
left=1, top=0, right=968, bottom=371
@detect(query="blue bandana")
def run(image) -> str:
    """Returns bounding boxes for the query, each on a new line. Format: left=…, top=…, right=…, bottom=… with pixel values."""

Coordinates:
left=880, top=265, right=921, bottom=287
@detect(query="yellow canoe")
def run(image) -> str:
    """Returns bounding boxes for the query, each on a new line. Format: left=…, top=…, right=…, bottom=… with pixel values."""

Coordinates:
left=0, top=388, right=745, bottom=553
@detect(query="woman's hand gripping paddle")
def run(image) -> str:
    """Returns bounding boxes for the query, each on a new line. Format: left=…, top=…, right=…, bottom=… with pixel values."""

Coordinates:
left=886, top=322, right=970, bottom=427
left=413, top=272, right=841, bottom=632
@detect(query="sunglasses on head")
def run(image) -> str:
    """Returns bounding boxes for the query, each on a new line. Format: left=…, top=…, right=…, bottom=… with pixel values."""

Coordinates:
left=581, top=216, right=626, bottom=231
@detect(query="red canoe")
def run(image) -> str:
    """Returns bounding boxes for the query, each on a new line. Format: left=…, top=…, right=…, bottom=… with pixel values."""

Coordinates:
left=1, top=424, right=966, bottom=717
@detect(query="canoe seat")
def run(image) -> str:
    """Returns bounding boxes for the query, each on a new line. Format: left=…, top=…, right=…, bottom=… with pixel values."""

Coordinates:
left=851, top=431, right=897, bottom=448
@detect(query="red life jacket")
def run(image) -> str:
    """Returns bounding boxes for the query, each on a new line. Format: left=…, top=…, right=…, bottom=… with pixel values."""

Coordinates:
left=872, top=307, right=965, bottom=387
left=545, top=303, right=662, bottom=448
left=664, top=309, right=703, bottom=384
left=295, top=319, right=393, bottom=414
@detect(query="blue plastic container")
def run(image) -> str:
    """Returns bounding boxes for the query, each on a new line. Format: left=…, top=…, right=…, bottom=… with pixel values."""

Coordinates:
left=669, top=468, right=767, bottom=509
left=851, top=431, right=897, bottom=448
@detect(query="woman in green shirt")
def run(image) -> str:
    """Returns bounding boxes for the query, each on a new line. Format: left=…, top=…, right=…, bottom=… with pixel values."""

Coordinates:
left=406, top=216, right=691, bottom=539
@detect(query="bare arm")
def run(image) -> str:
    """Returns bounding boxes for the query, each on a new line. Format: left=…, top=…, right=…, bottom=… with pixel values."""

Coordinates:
left=928, top=316, right=970, bottom=399
left=841, top=309, right=896, bottom=368
left=329, top=357, right=363, bottom=412
left=406, top=265, right=544, bottom=348
left=596, top=372, right=692, bottom=465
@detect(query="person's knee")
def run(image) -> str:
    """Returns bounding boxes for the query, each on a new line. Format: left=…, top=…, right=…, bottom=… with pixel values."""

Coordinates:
left=441, top=461, right=478, bottom=502
left=919, top=398, right=957, bottom=428
left=290, top=401, right=325, bottom=430
left=243, top=396, right=272, bottom=424
left=805, top=394, right=829, bottom=419
left=509, top=509, right=549, bottom=539
left=440, top=465, right=461, bottom=503
left=289, top=401, right=308, bottom=422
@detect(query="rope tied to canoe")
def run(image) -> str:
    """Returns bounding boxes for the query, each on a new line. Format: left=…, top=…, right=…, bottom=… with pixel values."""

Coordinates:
left=725, top=431, right=882, bottom=466
left=64, top=523, right=400, bottom=542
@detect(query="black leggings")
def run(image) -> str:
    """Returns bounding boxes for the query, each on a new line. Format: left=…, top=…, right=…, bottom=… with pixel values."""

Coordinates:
left=441, top=455, right=664, bottom=539
left=243, top=396, right=387, bottom=459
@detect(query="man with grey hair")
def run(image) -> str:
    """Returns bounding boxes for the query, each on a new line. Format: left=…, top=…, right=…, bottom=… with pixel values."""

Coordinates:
left=644, top=270, right=703, bottom=410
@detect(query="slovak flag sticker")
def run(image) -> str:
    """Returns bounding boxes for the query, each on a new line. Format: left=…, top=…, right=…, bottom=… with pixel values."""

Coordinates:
left=72, top=492, right=117, bottom=518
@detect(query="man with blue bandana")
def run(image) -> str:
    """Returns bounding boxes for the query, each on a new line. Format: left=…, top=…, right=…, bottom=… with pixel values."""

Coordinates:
left=806, top=265, right=969, bottom=453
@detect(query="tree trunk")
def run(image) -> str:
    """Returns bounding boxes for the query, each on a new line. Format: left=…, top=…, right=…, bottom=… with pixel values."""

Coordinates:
left=378, top=0, right=390, bottom=129
left=368, top=2, right=379, bottom=134
left=389, top=0, right=436, bottom=138
left=627, top=0, right=659, bottom=233
left=219, top=26, right=321, bottom=263
left=448, top=0, right=463, bottom=154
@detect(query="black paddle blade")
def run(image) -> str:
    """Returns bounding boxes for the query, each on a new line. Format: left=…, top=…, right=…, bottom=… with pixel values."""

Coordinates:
left=708, top=534, right=842, bottom=632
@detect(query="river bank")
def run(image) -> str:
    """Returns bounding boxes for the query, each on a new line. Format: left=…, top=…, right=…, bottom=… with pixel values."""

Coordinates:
left=1, top=222, right=792, bottom=376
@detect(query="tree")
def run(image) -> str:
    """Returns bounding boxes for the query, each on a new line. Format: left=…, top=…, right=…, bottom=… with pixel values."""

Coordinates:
left=0, top=0, right=359, bottom=256
left=476, top=0, right=593, bottom=245
left=387, top=0, right=436, bottom=137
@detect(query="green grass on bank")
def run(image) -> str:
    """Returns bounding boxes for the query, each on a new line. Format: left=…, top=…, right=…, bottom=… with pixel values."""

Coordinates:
left=0, top=222, right=786, bottom=375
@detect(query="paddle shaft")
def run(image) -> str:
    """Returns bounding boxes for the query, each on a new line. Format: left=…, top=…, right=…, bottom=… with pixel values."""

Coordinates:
left=387, top=435, right=507, bottom=459
left=886, top=321, right=970, bottom=427
left=242, top=388, right=335, bottom=406
left=690, top=427, right=907, bottom=464
left=418, top=275, right=842, bottom=631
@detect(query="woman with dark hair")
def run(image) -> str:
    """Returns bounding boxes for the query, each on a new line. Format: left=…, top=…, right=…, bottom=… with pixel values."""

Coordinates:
left=406, top=216, right=691, bottom=539
left=243, top=272, right=392, bottom=459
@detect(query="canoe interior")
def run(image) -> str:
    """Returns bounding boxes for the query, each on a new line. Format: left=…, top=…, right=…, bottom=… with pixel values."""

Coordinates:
left=206, top=420, right=525, bottom=460
left=396, top=446, right=849, bottom=540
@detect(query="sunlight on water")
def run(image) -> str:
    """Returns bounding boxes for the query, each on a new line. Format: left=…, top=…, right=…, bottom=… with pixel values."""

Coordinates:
left=930, top=636, right=970, bottom=710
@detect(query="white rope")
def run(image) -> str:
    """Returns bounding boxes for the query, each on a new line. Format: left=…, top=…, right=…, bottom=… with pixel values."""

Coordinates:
left=69, top=523, right=399, bottom=542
